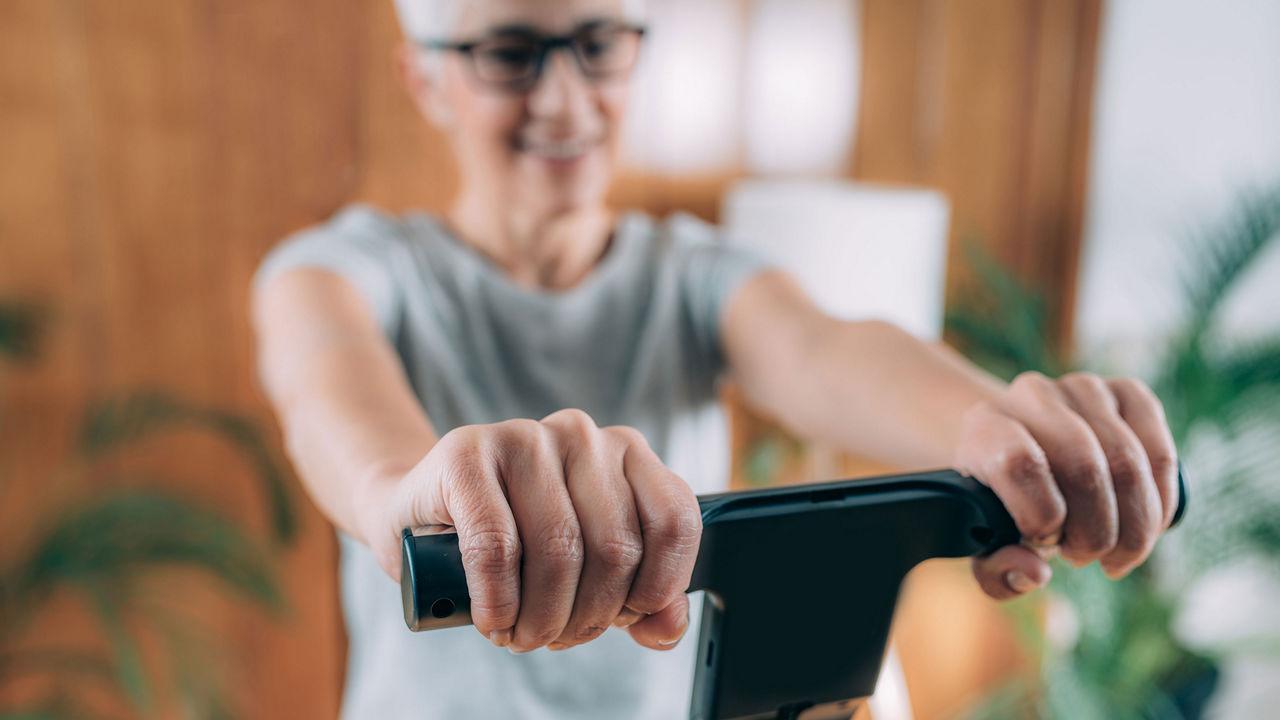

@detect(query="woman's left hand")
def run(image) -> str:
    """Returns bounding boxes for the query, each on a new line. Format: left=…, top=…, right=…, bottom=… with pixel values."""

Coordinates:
left=953, top=371, right=1180, bottom=600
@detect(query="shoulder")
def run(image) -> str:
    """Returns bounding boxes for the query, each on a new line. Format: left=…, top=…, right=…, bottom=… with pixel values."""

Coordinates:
left=639, top=211, right=774, bottom=278
left=651, top=211, right=726, bottom=250
left=254, top=203, right=415, bottom=333
left=257, top=203, right=417, bottom=284
left=277, top=203, right=407, bottom=257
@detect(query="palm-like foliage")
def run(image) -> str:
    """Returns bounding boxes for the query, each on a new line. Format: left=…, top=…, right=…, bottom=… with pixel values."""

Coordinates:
left=0, top=323, right=296, bottom=718
left=948, top=182, right=1280, bottom=720
left=0, top=303, right=44, bottom=362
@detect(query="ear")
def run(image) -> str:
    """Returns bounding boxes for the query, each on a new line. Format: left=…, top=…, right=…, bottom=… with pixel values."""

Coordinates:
left=395, top=42, right=456, bottom=128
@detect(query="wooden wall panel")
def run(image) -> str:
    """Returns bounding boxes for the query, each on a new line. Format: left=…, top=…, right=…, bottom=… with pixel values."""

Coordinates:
left=1, top=0, right=369, bottom=716
left=854, top=0, right=1101, bottom=357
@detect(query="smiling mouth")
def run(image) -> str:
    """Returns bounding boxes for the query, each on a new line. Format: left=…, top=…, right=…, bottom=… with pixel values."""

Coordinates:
left=518, top=137, right=599, bottom=162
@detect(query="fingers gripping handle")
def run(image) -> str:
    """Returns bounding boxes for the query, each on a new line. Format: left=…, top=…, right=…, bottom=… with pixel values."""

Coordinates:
left=400, top=464, right=1188, bottom=632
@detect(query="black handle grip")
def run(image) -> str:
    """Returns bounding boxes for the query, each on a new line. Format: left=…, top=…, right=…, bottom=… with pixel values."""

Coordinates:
left=401, top=464, right=1188, bottom=632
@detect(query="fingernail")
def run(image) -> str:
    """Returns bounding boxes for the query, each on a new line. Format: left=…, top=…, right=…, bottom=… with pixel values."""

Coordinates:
left=656, top=613, right=691, bottom=648
left=1005, top=569, right=1041, bottom=594
left=1030, top=532, right=1061, bottom=548
left=613, top=608, right=643, bottom=628
left=489, top=629, right=512, bottom=648
left=547, top=642, right=570, bottom=651
left=1103, top=564, right=1131, bottom=580
left=508, top=646, right=533, bottom=655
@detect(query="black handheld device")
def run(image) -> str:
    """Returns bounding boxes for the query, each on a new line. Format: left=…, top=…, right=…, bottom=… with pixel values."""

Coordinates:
left=400, top=466, right=1188, bottom=720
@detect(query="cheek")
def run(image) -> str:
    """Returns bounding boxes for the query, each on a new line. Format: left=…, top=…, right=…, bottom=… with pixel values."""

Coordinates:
left=599, top=84, right=631, bottom=148
left=450, top=92, right=523, bottom=168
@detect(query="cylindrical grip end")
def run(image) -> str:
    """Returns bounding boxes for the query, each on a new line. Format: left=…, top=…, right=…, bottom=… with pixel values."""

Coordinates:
left=401, top=529, right=471, bottom=632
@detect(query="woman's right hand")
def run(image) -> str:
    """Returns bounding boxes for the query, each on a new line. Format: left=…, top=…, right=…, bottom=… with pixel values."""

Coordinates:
left=357, top=409, right=703, bottom=654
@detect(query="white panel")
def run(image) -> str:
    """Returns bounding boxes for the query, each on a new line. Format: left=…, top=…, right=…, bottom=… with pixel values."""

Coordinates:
left=723, top=179, right=950, bottom=339
left=622, top=0, right=745, bottom=173
left=742, top=0, right=861, bottom=176
left=1076, top=0, right=1280, bottom=366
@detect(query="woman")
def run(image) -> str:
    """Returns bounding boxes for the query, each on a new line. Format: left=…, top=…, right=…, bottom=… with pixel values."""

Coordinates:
left=251, top=0, right=1181, bottom=717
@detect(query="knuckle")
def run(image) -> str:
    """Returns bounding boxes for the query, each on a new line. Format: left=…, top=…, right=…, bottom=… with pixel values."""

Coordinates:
left=1025, top=496, right=1068, bottom=539
left=546, top=409, right=603, bottom=458
left=1148, top=447, right=1178, bottom=481
left=1115, top=527, right=1152, bottom=556
left=604, top=425, right=649, bottom=449
left=1059, top=450, right=1108, bottom=491
left=500, top=417, right=542, bottom=435
left=1071, top=520, right=1119, bottom=556
left=999, top=446, right=1050, bottom=486
left=1116, top=377, right=1166, bottom=412
left=459, top=528, right=522, bottom=576
left=527, top=425, right=559, bottom=465
left=1062, top=371, right=1104, bottom=391
left=497, top=418, right=546, bottom=454
left=440, top=423, right=481, bottom=446
left=1010, top=370, right=1055, bottom=397
left=646, top=505, right=702, bottom=552
left=1107, top=446, right=1148, bottom=486
left=543, top=407, right=597, bottom=433
left=595, top=534, right=645, bottom=573
left=536, top=518, right=585, bottom=569
left=1115, top=375, right=1152, bottom=399
left=437, top=427, right=488, bottom=468
left=439, top=446, right=493, bottom=506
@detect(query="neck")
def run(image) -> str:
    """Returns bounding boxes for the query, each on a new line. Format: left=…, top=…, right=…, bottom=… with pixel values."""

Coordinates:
left=446, top=189, right=615, bottom=291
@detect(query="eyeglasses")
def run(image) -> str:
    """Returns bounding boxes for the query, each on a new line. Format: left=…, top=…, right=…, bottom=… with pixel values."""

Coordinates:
left=419, top=21, right=647, bottom=94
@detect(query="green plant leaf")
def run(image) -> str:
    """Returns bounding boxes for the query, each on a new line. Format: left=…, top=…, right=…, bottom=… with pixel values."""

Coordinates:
left=0, top=693, right=120, bottom=720
left=1179, top=183, right=1280, bottom=332
left=76, top=390, right=296, bottom=544
left=84, top=587, right=152, bottom=714
left=0, top=302, right=46, bottom=362
left=0, top=711, right=102, bottom=720
left=11, top=490, right=284, bottom=617
left=1214, top=336, right=1280, bottom=394
left=0, top=648, right=117, bottom=691
left=945, top=241, right=1067, bottom=381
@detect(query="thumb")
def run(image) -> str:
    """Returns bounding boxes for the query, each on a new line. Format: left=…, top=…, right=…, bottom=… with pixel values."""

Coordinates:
left=972, top=544, right=1052, bottom=601
left=626, top=594, right=691, bottom=651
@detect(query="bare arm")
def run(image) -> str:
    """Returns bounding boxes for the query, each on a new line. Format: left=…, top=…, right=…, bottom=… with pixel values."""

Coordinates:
left=252, top=268, right=437, bottom=554
left=252, top=267, right=697, bottom=651
left=721, top=270, right=1006, bottom=469
left=722, top=270, right=1180, bottom=600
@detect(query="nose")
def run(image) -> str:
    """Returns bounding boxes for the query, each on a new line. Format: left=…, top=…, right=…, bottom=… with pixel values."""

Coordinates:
left=526, top=46, right=594, bottom=118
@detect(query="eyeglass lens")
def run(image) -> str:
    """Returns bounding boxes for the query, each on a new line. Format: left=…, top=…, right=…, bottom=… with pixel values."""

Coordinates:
left=469, top=25, right=642, bottom=88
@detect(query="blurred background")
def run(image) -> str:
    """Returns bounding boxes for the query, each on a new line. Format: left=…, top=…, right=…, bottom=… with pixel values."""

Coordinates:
left=2, top=0, right=1278, bottom=718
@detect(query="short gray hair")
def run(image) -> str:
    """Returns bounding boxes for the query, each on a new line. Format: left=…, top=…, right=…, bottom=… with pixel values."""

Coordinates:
left=392, top=0, right=647, bottom=41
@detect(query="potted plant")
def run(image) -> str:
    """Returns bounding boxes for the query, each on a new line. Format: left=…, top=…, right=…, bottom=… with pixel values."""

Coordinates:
left=0, top=304, right=297, bottom=719
left=949, top=183, right=1280, bottom=719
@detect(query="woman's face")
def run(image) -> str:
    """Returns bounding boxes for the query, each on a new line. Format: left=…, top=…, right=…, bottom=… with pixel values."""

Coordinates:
left=406, top=0, right=637, bottom=218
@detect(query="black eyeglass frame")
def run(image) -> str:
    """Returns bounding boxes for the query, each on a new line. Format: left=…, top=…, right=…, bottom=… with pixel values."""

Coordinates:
left=417, top=21, right=648, bottom=93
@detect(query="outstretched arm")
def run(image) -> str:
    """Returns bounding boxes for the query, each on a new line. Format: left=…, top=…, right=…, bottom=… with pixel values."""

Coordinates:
left=253, top=268, right=697, bottom=652
left=252, top=268, right=438, bottom=558
left=722, top=270, right=1180, bottom=599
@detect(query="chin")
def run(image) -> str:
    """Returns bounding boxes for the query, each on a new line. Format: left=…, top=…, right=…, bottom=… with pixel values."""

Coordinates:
left=520, top=170, right=612, bottom=216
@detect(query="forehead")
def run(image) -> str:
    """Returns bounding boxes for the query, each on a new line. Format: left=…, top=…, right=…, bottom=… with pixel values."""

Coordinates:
left=454, top=0, right=632, bottom=36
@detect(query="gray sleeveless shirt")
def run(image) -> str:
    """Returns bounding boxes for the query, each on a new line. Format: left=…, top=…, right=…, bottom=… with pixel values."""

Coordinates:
left=255, top=204, right=772, bottom=719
